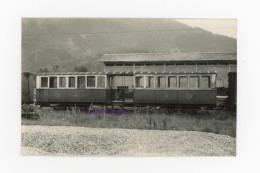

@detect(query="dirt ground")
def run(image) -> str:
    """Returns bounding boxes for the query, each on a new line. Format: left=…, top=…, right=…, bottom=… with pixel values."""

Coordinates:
left=21, top=125, right=236, bottom=156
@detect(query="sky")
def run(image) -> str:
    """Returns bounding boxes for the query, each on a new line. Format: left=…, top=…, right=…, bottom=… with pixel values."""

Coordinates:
left=176, top=19, right=237, bottom=39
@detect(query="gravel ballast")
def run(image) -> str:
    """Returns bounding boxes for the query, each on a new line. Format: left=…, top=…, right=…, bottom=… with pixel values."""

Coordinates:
left=21, top=125, right=236, bottom=156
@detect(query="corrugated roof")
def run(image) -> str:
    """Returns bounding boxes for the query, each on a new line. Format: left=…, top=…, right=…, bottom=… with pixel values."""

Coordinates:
left=36, top=71, right=217, bottom=76
left=100, top=52, right=237, bottom=63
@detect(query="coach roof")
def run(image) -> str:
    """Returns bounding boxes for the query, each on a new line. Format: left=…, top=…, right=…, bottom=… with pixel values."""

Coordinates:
left=36, top=71, right=217, bottom=76
left=100, top=52, right=237, bottom=63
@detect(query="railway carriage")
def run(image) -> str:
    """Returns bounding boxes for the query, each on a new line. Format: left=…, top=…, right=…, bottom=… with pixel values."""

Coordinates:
left=35, top=71, right=217, bottom=108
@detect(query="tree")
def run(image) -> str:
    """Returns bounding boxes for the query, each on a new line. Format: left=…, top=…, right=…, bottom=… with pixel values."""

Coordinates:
left=53, top=65, right=59, bottom=72
left=23, top=72, right=31, bottom=101
left=74, top=65, right=88, bottom=72
left=38, top=67, right=48, bottom=73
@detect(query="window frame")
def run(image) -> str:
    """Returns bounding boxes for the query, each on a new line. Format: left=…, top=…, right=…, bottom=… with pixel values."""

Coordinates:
left=178, top=75, right=189, bottom=89
left=76, top=76, right=86, bottom=89
left=167, top=75, right=178, bottom=89
left=156, top=76, right=167, bottom=89
left=189, top=76, right=200, bottom=89
left=145, top=75, right=155, bottom=89
left=96, top=75, right=106, bottom=89
left=39, top=76, right=49, bottom=89
left=211, top=74, right=216, bottom=89
left=135, top=75, right=145, bottom=89
left=68, top=76, right=77, bottom=89
left=200, top=75, right=211, bottom=89
left=86, top=75, right=96, bottom=88
left=58, top=76, right=67, bottom=89
left=49, top=76, right=58, bottom=89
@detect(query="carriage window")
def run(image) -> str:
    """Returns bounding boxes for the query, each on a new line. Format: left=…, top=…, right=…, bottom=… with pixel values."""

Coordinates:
left=146, top=76, right=154, bottom=88
left=211, top=74, right=216, bottom=88
left=97, top=76, right=105, bottom=88
left=41, top=77, right=48, bottom=87
left=157, top=76, right=166, bottom=89
left=59, top=77, right=66, bottom=88
left=189, top=76, right=199, bottom=88
left=87, top=76, right=96, bottom=87
left=77, top=76, right=85, bottom=89
left=69, top=77, right=76, bottom=88
left=50, top=77, right=57, bottom=88
left=168, top=76, right=177, bottom=88
left=201, top=76, right=210, bottom=89
left=135, top=76, right=144, bottom=88
left=179, top=76, right=188, bottom=88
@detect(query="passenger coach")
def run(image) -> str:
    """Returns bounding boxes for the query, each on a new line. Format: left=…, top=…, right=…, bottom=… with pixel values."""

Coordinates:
left=35, top=71, right=217, bottom=108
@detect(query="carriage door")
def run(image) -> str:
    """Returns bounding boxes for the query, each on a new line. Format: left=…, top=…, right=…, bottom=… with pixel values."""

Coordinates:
left=113, top=76, right=134, bottom=103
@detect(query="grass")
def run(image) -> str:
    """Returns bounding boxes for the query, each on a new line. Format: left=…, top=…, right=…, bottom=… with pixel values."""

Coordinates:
left=22, top=107, right=236, bottom=137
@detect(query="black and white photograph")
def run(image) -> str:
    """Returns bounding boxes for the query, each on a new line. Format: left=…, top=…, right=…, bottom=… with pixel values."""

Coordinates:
left=21, top=18, right=237, bottom=156
left=2, top=0, right=260, bottom=173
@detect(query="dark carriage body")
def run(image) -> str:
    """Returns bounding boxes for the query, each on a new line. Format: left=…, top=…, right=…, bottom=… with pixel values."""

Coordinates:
left=36, top=89, right=109, bottom=105
left=134, top=90, right=216, bottom=106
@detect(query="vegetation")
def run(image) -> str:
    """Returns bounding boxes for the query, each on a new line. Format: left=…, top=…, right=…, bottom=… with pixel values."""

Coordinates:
left=22, top=73, right=31, bottom=100
left=37, top=67, right=48, bottom=73
left=74, top=65, right=88, bottom=72
left=52, top=65, right=59, bottom=72
left=22, top=107, right=236, bottom=137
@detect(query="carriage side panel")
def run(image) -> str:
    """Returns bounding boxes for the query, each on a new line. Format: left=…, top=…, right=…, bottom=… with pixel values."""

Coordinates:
left=155, top=90, right=178, bottom=104
left=36, top=89, right=49, bottom=102
left=134, top=90, right=156, bottom=104
left=177, top=90, right=216, bottom=105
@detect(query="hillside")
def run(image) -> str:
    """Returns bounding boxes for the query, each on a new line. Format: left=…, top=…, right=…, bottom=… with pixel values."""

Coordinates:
left=22, top=18, right=237, bottom=73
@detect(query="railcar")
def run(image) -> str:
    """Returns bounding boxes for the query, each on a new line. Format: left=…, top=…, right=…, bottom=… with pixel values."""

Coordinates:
left=35, top=71, right=217, bottom=108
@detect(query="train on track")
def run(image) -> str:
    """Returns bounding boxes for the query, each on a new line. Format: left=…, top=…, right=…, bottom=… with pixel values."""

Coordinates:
left=21, top=71, right=213, bottom=108
left=21, top=71, right=236, bottom=110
